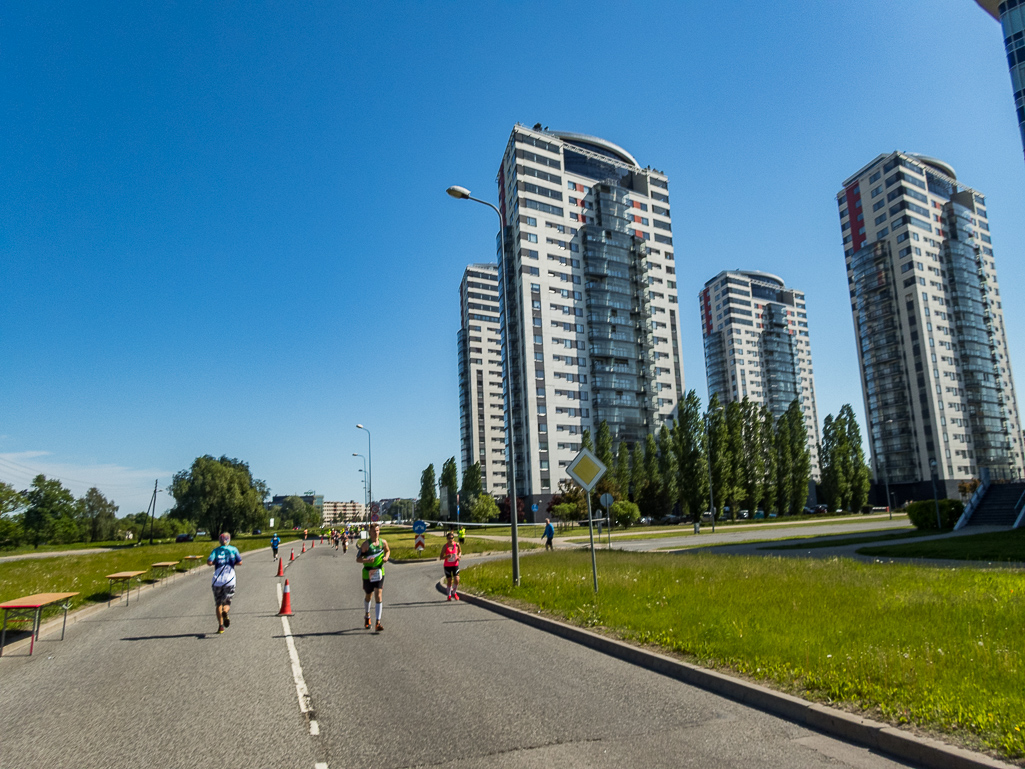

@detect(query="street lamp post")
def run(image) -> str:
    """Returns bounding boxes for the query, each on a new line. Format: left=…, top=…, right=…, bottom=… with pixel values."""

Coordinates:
left=447, top=184, right=520, bottom=586
left=929, top=458, right=942, bottom=530
left=357, top=425, right=372, bottom=521
left=353, top=453, right=368, bottom=511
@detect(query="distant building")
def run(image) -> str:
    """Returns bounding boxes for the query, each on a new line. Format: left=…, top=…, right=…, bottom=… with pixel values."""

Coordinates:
left=268, top=494, right=323, bottom=511
left=699, top=270, right=820, bottom=479
left=321, top=500, right=366, bottom=526
left=975, top=1, right=1025, bottom=161
left=839, top=151, right=1023, bottom=499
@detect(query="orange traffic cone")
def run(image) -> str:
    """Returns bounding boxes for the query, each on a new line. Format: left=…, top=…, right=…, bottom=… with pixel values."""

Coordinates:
left=278, top=579, right=293, bottom=616
left=301, top=542, right=306, bottom=554
left=320, top=536, right=324, bottom=544
left=276, top=557, right=284, bottom=577
left=289, top=548, right=295, bottom=561
left=311, top=539, right=315, bottom=549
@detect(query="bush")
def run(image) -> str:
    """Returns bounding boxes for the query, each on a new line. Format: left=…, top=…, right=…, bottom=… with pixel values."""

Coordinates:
left=906, top=498, right=963, bottom=530
left=611, top=500, right=641, bottom=528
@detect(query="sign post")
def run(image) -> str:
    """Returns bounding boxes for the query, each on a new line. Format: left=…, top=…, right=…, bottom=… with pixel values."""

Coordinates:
left=566, top=448, right=607, bottom=593
left=600, top=492, right=614, bottom=546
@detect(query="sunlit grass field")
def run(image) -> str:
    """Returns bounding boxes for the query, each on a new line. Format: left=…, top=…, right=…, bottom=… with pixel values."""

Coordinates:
left=461, top=549, right=1025, bottom=761
left=382, top=529, right=539, bottom=561
left=859, top=528, right=1025, bottom=563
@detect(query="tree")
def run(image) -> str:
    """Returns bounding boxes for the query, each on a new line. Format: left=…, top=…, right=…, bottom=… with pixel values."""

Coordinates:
left=841, top=405, right=871, bottom=512
left=469, top=493, right=499, bottom=523
left=279, top=496, right=319, bottom=529
left=611, top=500, right=641, bottom=528
left=656, top=424, right=678, bottom=518
left=615, top=442, right=631, bottom=500
left=674, top=390, right=707, bottom=521
left=581, top=428, right=594, bottom=453
left=706, top=395, right=731, bottom=521
left=724, top=400, right=747, bottom=520
left=549, top=477, right=584, bottom=518
left=760, top=406, right=777, bottom=514
left=440, top=457, right=459, bottom=520
left=417, top=464, right=439, bottom=520
left=81, top=487, right=119, bottom=543
left=459, top=462, right=483, bottom=508
left=629, top=441, right=646, bottom=504
left=22, top=475, right=79, bottom=547
left=819, top=405, right=870, bottom=512
left=169, top=456, right=267, bottom=537
left=0, top=481, right=25, bottom=549
left=593, top=420, right=620, bottom=510
left=774, top=400, right=811, bottom=515
left=636, top=432, right=661, bottom=518
left=740, top=399, right=765, bottom=516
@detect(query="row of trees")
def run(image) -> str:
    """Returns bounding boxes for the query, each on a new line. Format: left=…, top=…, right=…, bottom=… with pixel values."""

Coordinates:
left=416, top=457, right=500, bottom=523
left=0, top=475, right=172, bottom=549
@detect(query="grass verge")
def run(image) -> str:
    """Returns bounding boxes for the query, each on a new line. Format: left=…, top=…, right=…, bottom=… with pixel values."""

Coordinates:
left=858, top=528, right=1025, bottom=562
left=0, top=535, right=303, bottom=617
left=759, top=530, right=929, bottom=551
left=460, top=549, right=1025, bottom=762
left=384, top=531, right=539, bottom=561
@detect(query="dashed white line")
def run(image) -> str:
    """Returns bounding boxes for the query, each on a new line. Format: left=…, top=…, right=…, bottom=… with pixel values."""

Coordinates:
left=309, top=720, right=320, bottom=735
left=276, top=583, right=317, bottom=729
left=315, top=763, right=328, bottom=768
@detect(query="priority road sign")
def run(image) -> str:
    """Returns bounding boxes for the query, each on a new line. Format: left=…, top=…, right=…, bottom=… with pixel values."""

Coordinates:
left=566, top=448, right=607, bottom=492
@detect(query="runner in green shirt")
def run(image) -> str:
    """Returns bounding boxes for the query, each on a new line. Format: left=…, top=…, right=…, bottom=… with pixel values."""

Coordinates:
left=357, top=523, right=390, bottom=632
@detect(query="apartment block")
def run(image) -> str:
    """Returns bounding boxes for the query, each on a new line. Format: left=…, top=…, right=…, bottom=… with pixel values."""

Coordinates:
left=457, top=263, right=508, bottom=495
left=700, top=270, right=820, bottom=479
left=494, top=124, right=685, bottom=517
left=975, top=1, right=1025, bottom=161
left=322, top=501, right=366, bottom=526
left=839, top=152, right=1023, bottom=496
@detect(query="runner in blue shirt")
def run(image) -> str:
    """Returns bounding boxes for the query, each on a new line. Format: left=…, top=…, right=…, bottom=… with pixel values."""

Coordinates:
left=207, top=533, right=242, bottom=634
left=270, top=532, right=280, bottom=560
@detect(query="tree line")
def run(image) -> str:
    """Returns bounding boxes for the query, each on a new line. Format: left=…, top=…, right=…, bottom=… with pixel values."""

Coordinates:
left=416, top=456, right=500, bottom=523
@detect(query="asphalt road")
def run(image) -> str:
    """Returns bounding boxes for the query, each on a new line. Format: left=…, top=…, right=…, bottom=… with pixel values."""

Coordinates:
left=0, top=542, right=920, bottom=768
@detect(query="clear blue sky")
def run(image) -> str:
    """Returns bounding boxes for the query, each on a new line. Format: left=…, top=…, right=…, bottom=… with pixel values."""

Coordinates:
left=3, top=0, right=1023, bottom=515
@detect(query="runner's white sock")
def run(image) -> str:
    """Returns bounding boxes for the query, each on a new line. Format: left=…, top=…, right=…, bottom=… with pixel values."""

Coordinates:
left=375, top=602, right=383, bottom=621
left=364, top=600, right=371, bottom=616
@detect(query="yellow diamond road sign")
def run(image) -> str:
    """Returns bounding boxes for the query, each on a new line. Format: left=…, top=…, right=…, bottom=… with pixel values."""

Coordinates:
left=566, top=447, right=607, bottom=492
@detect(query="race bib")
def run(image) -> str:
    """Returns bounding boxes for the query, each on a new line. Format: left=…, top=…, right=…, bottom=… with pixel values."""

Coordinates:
left=368, top=568, right=383, bottom=582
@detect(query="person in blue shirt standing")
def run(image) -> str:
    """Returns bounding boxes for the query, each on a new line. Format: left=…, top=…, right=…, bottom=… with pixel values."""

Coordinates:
left=543, top=518, right=555, bottom=551
left=270, top=532, right=280, bottom=560
left=208, top=532, right=242, bottom=634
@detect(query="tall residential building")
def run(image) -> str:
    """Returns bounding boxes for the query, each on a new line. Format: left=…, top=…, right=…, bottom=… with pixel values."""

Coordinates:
left=322, top=501, right=366, bottom=526
left=975, top=1, right=1025, bottom=161
left=839, top=151, right=1023, bottom=498
left=699, top=270, right=820, bottom=479
left=493, top=124, right=685, bottom=518
left=457, top=263, right=508, bottom=496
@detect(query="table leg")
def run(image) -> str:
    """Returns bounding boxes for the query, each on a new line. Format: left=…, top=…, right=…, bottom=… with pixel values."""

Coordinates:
left=1, top=609, right=8, bottom=657
left=29, top=607, right=40, bottom=656
left=61, top=603, right=70, bottom=640
left=108, top=580, right=113, bottom=608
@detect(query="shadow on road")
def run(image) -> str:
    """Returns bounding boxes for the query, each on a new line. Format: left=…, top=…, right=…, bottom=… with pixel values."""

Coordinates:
left=120, top=633, right=209, bottom=641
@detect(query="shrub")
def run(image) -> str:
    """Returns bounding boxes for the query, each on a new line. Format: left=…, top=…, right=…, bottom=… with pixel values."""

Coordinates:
left=611, top=500, right=641, bottom=528
left=906, top=498, right=964, bottom=530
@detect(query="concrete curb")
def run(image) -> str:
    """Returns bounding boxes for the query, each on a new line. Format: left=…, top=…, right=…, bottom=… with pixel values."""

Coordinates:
left=438, top=582, right=1016, bottom=769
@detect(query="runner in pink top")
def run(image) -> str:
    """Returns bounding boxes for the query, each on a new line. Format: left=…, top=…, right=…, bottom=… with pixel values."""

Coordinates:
left=439, top=531, right=462, bottom=601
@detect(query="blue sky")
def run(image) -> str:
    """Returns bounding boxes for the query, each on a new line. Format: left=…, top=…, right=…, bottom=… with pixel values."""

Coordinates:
left=3, top=0, right=1023, bottom=515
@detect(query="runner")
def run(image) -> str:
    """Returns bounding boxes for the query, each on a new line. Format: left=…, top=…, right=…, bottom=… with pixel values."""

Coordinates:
left=332, top=529, right=341, bottom=550
left=357, top=522, right=390, bottom=632
left=341, top=529, right=348, bottom=553
left=270, top=532, right=280, bottom=560
left=457, top=525, right=466, bottom=545
left=303, top=528, right=308, bottom=542
left=207, top=532, right=242, bottom=634
left=543, top=518, right=555, bottom=551
left=439, top=530, right=461, bottom=600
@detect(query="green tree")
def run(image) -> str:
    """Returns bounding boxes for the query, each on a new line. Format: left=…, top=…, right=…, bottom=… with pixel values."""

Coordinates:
left=630, top=441, right=646, bottom=504
left=740, top=399, right=765, bottom=516
left=760, top=406, right=777, bottom=514
left=774, top=400, right=811, bottom=515
left=636, top=432, right=661, bottom=517
left=819, top=405, right=869, bottom=512
left=706, top=395, right=731, bottom=522
left=459, top=462, right=483, bottom=509
left=417, top=464, right=439, bottom=520
left=440, top=457, right=459, bottom=520
left=581, top=429, right=594, bottom=453
left=656, top=424, right=679, bottom=518
left=674, top=390, right=708, bottom=521
left=469, top=493, right=500, bottom=523
left=22, top=475, right=79, bottom=547
left=610, top=499, right=641, bottom=527
left=724, top=400, right=747, bottom=520
left=0, top=481, right=25, bottom=549
left=81, top=487, right=119, bottom=543
left=593, top=420, right=619, bottom=511
left=615, top=442, right=631, bottom=500
left=279, top=496, right=319, bottom=529
left=168, top=455, right=267, bottom=538
left=842, top=404, right=871, bottom=512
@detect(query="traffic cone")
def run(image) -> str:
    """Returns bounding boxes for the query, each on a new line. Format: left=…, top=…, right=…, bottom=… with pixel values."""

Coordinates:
left=320, top=536, right=324, bottom=544
left=302, top=542, right=306, bottom=554
left=311, top=539, right=315, bottom=549
left=276, top=557, right=284, bottom=577
left=278, top=579, right=293, bottom=616
left=289, top=548, right=295, bottom=561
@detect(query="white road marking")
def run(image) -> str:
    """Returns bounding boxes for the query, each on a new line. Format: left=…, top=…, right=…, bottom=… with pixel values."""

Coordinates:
left=309, top=720, right=320, bottom=735
left=315, top=763, right=328, bottom=768
left=281, top=615, right=312, bottom=713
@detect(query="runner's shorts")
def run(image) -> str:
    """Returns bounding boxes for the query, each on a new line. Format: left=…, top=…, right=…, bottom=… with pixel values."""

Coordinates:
left=444, top=565, right=460, bottom=578
left=212, top=584, right=236, bottom=605
left=362, top=577, right=385, bottom=593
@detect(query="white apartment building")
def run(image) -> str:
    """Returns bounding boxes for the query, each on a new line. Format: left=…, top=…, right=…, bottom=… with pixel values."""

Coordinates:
left=457, top=263, right=508, bottom=495
left=495, top=124, right=685, bottom=517
left=321, top=500, right=366, bottom=526
left=839, top=151, right=1024, bottom=494
left=699, top=270, right=820, bottom=479
left=974, top=1, right=1025, bottom=162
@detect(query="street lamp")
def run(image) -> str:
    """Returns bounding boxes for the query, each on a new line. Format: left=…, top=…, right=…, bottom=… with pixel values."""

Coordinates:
left=357, top=425, right=372, bottom=521
left=929, top=458, right=942, bottom=530
left=353, top=453, right=368, bottom=511
left=447, top=184, right=520, bottom=585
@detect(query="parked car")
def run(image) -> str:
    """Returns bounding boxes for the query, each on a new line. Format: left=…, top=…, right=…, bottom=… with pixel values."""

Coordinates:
left=639, top=517, right=653, bottom=525
left=175, top=533, right=194, bottom=543
left=656, top=514, right=682, bottom=525
left=252, top=529, right=262, bottom=535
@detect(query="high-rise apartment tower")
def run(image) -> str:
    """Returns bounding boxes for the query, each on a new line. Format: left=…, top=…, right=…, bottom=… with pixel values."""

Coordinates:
left=457, top=263, right=508, bottom=496
left=700, top=270, right=820, bottom=479
left=493, top=124, right=685, bottom=517
left=839, top=151, right=1023, bottom=498
left=975, top=1, right=1025, bottom=161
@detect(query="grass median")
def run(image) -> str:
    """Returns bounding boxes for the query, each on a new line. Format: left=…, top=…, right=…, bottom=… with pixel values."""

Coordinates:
left=384, top=531, right=539, bottom=561
left=0, top=534, right=302, bottom=616
left=858, top=528, right=1025, bottom=562
left=460, top=549, right=1025, bottom=762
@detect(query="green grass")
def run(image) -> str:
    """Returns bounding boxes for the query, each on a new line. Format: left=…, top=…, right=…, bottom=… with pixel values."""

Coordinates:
left=460, top=550, right=1025, bottom=761
left=383, top=531, right=539, bottom=561
left=0, top=540, right=134, bottom=557
left=0, top=534, right=303, bottom=617
left=760, top=530, right=927, bottom=551
left=858, top=528, right=1025, bottom=562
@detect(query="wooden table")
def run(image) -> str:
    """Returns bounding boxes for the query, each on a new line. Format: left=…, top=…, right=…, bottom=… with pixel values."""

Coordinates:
left=106, top=571, right=147, bottom=607
left=181, top=555, right=204, bottom=569
left=151, top=561, right=180, bottom=583
left=0, top=592, right=80, bottom=656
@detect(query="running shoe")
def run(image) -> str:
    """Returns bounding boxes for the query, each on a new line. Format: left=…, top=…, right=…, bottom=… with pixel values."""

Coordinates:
left=447, top=594, right=452, bottom=601
left=375, top=621, right=384, bottom=632
left=453, top=593, right=460, bottom=601
left=364, top=615, right=371, bottom=629
left=223, top=616, right=230, bottom=628
left=217, top=625, right=225, bottom=634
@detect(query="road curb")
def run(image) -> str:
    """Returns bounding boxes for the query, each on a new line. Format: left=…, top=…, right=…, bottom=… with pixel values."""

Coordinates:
left=440, top=582, right=1016, bottom=769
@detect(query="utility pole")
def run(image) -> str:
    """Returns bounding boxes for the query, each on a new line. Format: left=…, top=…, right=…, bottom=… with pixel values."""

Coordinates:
left=147, top=479, right=158, bottom=544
